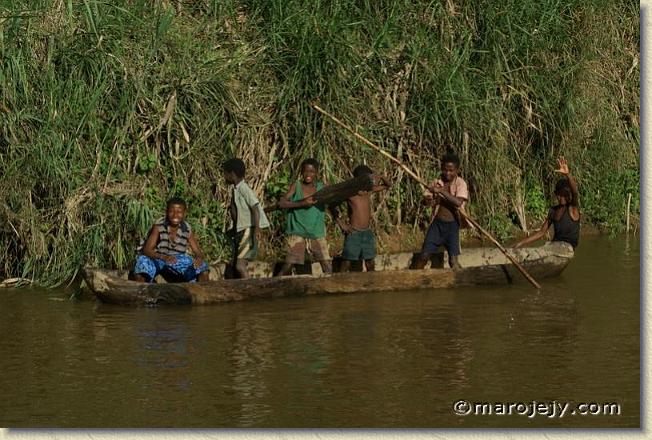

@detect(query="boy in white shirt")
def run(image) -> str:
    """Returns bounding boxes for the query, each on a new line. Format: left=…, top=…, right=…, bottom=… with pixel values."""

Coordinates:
left=223, top=158, right=270, bottom=278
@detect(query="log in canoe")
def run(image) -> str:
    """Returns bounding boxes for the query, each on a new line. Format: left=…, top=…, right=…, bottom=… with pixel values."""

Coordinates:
left=82, top=242, right=574, bottom=306
left=265, top=174, right=375, bottom=212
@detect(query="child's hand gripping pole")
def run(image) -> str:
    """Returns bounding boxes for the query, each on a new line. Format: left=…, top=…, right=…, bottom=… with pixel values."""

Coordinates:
left=311, top=103, right=542, bottom=290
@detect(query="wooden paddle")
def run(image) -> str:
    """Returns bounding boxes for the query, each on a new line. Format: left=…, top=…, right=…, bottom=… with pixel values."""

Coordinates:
left=312, top=103, right=542, bottom=290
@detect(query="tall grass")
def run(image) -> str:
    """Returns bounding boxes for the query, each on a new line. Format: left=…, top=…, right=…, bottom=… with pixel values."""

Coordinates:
left=0, top=0, right=639, bottom=285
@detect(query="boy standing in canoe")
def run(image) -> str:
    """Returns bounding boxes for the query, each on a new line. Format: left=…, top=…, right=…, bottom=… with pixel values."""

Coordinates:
left=223, top=158, right=271, bottom=278
left=276, top=158, right=332, bottom=276
left=131, top=197, right=210, bottom=283
left=412, top=152, right=469, bottom=270
left=514, top=157, right=580, bottom=249
left=333, top=165, right=390, bottom=272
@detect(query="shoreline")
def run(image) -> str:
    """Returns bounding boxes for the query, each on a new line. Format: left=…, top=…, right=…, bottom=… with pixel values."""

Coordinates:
left=0, top=228, right=636, bottom=290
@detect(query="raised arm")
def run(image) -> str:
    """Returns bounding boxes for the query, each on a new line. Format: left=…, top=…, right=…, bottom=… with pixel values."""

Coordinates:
left=555, top=156, right=579, bottom=206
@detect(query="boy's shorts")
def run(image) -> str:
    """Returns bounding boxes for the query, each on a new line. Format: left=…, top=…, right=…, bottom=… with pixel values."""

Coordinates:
left=134, top=253, right=209, bottom=283
left=421, top=218, right=461, bottom=257
left=232, top=228, right=258, bottom=261
left=285, top=235, right=330, bottom=265
left=342, top=229, right=376, bottom=261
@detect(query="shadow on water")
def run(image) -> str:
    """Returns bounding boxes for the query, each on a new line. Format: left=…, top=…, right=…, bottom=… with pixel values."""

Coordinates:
left=0, top=235, right=640, bottom=427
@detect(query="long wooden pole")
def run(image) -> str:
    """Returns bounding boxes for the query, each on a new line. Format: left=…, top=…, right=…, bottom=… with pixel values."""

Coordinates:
left=312, top=103, right=542, bottom=290
left=626, top=192, right=632, bottom=234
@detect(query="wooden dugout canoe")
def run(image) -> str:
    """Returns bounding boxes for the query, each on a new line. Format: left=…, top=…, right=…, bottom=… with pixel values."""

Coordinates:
left=82, top=242, right=574, bottom=306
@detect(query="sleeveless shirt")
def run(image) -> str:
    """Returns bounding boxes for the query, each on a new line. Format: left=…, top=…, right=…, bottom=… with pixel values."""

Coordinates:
left=548, top=206, right=580, bottom=248
left=138, top=217, right=192, bottom=256
left=285, top=180, right=326, bottom=239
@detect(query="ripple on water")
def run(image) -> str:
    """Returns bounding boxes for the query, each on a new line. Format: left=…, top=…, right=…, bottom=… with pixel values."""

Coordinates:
left=0, top=235, right=640, bottom=427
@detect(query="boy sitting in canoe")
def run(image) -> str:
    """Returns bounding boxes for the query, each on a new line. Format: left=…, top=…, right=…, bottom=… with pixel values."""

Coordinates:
left=276, top=158, right=332, bottom=276
left=411, top=152, right=469, bottom=270
left=333, top=165, right=390, bottom=272
left=131, top=197, right=210, bottom=283
left=514, top=157, right=580, bottom=249
left=223, top=158, right=271, bottom=278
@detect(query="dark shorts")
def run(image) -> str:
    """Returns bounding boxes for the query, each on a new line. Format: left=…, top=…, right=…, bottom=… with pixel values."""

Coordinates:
left=421, top=219, right=460, bottom=257
left=342, top=229, right=376, bottom=261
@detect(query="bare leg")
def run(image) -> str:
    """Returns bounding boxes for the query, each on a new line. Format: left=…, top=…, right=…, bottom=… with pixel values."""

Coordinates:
left=277, top=262, right=294, bottom=277
left=411, top=253, right=430, bottom=270
left=364, top=259, right=375, bottom=272
left=340, top=260, right=352, bottom=272
left=449, top=255, right=461, bottom=270
left=235, top=258, right=249, bottom=279
left=320, top=260, right=332, bottom=274
left=197, top=271, right=210, bottom=282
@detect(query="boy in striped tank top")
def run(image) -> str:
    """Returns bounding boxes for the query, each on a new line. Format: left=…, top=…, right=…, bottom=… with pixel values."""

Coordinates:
left=131, top=197, right=210, bottom=283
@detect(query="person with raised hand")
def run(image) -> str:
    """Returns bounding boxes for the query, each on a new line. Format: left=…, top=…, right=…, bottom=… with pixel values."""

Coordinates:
left=514, top=157, right=581, bottom=249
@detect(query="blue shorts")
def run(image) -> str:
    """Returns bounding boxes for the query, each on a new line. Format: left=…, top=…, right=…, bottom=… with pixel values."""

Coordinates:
left=421, top=219, right=460, bottom=257
left=134, top=253, right=209, bottom=283
left=342, top=229, right=376, bottom=261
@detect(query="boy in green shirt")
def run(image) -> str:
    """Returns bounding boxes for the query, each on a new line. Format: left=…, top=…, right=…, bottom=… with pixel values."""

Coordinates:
left=277, top=158, right=332, bottom=276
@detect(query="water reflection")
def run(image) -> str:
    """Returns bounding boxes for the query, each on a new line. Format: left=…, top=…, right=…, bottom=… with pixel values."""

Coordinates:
left=227, top=312, right=274, bottom=425
left=0, top=235, right=640, bottom=427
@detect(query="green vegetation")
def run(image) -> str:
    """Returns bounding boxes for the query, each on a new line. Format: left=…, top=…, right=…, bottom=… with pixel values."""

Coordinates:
left=0, top=0, right=639, bottom=285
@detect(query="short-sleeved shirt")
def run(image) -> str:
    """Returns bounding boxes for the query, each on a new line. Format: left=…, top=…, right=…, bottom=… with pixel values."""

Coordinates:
left=232, top=181, right=270, bottom=232
left=424, top=176, right=469, bottom=225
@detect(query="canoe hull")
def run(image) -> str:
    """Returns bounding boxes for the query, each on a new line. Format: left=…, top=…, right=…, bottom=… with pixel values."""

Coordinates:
left=83, top=243, right=574, bottom=306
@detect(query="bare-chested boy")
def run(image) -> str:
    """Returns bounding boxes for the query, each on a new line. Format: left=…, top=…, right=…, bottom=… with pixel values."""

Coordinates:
left=333, top=165, right=390, bottom=272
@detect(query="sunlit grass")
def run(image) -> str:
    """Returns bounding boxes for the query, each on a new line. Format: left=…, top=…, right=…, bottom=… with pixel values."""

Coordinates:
left=0, top=0, right=639, bottom=285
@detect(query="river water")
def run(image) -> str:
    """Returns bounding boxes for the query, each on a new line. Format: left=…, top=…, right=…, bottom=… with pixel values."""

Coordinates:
left=0, top=235, right=639, bottom=428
